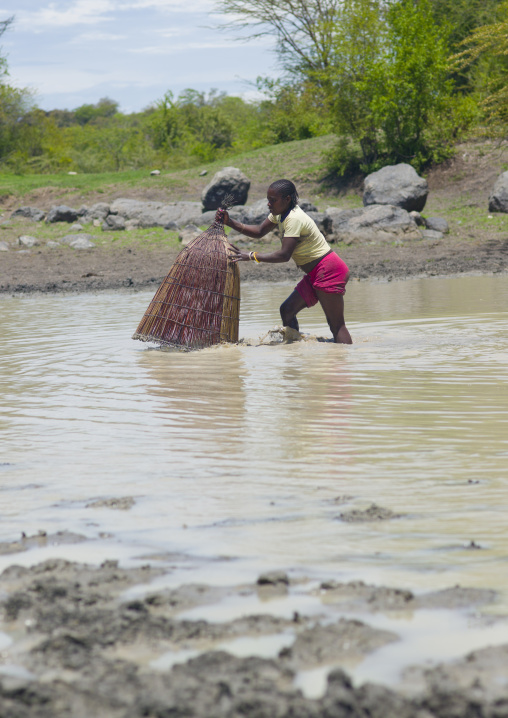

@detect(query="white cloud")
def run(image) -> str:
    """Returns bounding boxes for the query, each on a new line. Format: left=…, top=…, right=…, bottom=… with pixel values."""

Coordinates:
left=130, top=33, right=272, bottom=54
left=124, top=0, right=214, bottom=12
left=12, top=0, right=215, bottom=31
left=130, top=40, right=234, bottom=54
left=70, top=31, right=128, bottom=43
left=15, top=0, right=117, bottom=30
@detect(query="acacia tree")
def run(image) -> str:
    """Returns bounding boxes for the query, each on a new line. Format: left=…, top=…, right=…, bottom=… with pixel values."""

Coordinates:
left=214, top=0, right=343, bottom=79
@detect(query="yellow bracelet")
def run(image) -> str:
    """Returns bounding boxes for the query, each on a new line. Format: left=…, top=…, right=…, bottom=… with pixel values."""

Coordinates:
left=253, top=252, right=260, bottom=264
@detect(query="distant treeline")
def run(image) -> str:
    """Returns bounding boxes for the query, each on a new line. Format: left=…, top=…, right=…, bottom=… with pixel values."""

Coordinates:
left=1, top=0, right=508, bottom=176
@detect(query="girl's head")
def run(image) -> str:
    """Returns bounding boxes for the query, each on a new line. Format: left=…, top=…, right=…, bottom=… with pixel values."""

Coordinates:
left=267, top=179, right=299, bottom=216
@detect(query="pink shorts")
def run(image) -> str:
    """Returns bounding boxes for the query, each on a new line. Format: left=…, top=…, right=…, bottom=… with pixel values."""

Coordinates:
left=296, top=252, right=350, bottom=307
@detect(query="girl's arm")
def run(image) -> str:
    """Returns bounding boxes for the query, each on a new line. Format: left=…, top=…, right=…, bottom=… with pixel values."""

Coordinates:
left=216, top=209, right=275, bottom=240
left=229, top=236, right=298, bottom=264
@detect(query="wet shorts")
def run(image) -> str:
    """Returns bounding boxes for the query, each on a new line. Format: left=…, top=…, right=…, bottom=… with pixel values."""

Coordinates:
left=296, top=252, right=350, bottom=308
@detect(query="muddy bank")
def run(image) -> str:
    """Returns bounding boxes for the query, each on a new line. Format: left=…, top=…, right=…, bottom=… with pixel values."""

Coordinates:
left=1, top=236, right=507, bottom=295
left=0, top=551, right=506, bottom=717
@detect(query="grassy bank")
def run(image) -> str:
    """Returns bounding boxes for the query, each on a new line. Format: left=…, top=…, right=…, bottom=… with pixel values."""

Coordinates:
left=0, top=135, right=338, bottom=203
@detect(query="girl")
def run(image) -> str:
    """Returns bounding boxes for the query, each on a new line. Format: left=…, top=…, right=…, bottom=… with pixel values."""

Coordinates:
left=217, top=179, right=352, bottom=344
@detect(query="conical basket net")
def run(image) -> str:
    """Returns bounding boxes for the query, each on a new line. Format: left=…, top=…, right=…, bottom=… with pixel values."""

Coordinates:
left=132, top=218, right=240, bottom=350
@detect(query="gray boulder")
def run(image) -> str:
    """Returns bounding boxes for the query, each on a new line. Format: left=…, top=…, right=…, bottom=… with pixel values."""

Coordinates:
left=46, top=205, right=79, bottom=223
left=241, top=198, right=318, bottom=227
left=69, top=223, right=83, bottom=232
left=325, top=204, right=421, bottom=244
left=102, top=215, right=126, bottom=231
left=61, top=233, right=95, bottom=249
left=299, top=199, right=318, bottom=212
left=422, top=229, right=443, bottom=241
left=201, top=167, right=250, bottom=211
left=179, top=224, right=202, bottom=246
left=488, top=172, right=508, bottom=212
left=11, top=206, right=45, bottom=222
left=424, top=216, right=449, bottom=234
left=109, top=199, right=202, bottom=228
left=182, top=205, right=248, bottom=229
left=363, top=163, right=429, bottom=212
left=18, top=235, right=39, bottom=248
left=70, top=237, right=96, bottom=249
left=182, top=209, right=217, bottom=228
left=244, top=198, right=269, bottom=225
left=307, top=211, right=332, bottom=236
left=0, top=241, right=9, bottom=251
left=80, top=203, right=110, bottom=222
left=409, top=210, right=425, bottom=226
left=163, top=221, right=179, bottom=231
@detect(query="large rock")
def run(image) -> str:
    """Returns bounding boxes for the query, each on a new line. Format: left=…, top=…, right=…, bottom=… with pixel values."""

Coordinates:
left=325, top=204, right=421, bottom=244
left=18, top=235, right=39, bottom=248
left=11, top=206, right=45, bottom=222
left=363, top=163, right=429, bottom=212
left=299, top=199, right=318, bottom=213
left=109, top=199, right=202, bottom=228
left=183, top=205, right=249, bottom=228
left=242, top=198, right=318, bottom=227
left=201, top=167, right=250, bottom=211
left=244, top=198, right=270, bottom=225
left=46, top=205, right=79, bottom=223
left=102, top=215, right=126, bottom=231
left=61, top=233, right=95, bottom=249
left=80, top=203, right=110, bottom=222
left=178, top=224, right=202, bottom=246
left=307, top=211, right=332, bottom=236
left=488, top=172, right=508, bottom=212
left=424, top=216, right=449, bottom=233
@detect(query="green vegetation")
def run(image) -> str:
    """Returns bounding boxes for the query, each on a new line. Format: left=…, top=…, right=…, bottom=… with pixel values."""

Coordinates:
left=1, top=0, right=507, bottom=181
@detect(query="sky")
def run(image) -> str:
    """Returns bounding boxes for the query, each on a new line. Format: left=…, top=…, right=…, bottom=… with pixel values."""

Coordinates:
left=0, top=0, right=279, bottom=112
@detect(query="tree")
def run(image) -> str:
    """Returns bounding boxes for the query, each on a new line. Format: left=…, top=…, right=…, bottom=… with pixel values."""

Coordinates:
left=325, top=0, right=476, bottom=173
left=214, top=0, right=343, bottom=80
left=74, top=97, right=120, bottom=125
left=451, top=0, right=508, bottom=128
left=0, top=16, right=14, bottom=78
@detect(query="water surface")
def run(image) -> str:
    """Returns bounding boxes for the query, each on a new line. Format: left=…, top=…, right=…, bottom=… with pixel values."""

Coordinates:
left=1, top=274, right=508, bottom=682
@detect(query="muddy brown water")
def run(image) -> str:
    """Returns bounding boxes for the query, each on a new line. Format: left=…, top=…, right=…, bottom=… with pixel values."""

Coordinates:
left=1, top=273, right=508, bottom=693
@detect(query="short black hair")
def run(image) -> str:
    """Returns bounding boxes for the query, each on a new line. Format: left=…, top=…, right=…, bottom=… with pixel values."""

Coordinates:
left=269, top=179, right=299, bottom=210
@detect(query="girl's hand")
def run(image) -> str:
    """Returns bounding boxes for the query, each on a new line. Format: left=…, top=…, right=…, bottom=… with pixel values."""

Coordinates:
left=228, top=243, right=250, bottom=263
left=215, top=208, right=230, bottom=226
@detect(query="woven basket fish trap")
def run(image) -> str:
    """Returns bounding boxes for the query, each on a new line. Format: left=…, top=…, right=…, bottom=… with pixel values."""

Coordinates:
left=132, top=214, right=240, bottom=350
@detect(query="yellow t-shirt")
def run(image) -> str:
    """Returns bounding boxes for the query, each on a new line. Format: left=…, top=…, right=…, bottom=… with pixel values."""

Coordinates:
left=268, top=205, right=330, bottom=266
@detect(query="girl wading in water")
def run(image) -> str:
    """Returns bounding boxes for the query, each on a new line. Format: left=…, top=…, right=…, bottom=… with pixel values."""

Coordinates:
left=217, top=179, right=352, bottom=344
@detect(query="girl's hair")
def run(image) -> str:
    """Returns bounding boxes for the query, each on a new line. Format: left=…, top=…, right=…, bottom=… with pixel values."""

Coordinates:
left=269, top=179, right=299, bottom=210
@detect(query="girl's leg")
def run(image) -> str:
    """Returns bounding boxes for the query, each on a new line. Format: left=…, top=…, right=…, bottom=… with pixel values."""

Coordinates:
left=315, top=290, right=352, bottom=344
left=280, top=290, right=307, bottom=331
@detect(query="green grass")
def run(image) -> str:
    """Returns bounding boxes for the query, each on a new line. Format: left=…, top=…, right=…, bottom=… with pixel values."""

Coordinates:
left=0, top=169, right=184, bottom=198
left=0, top=135, right=339, bottom=201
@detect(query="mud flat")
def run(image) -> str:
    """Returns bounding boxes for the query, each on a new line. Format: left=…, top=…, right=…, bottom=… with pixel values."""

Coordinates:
left=1, top=236, right=508, bottom=295
left=0, top=544, right=506, bottom=718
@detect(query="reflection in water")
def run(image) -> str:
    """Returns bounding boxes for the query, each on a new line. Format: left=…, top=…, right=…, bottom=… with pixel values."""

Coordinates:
left=139, top=345, right=248, bottom=460
left=0, top=275, right=507, bottom=607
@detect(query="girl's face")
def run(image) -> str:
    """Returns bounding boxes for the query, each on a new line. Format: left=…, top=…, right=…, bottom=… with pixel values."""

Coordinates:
left=267, top=189, right=291, bottom=216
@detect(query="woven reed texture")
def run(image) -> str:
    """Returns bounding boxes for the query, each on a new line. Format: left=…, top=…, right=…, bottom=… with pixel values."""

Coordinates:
left=132, top=220, right=240, bottom=350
